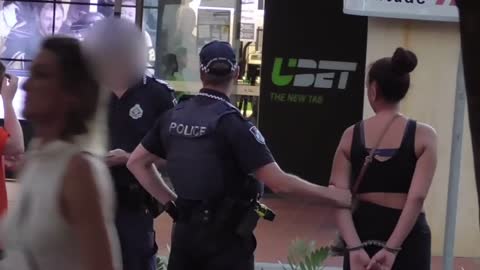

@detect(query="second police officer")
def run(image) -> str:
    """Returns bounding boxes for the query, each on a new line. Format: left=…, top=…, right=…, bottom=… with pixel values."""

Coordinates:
left=85, top=18, right=176, bottom=270
left=128, top=41, right=351, bottom=270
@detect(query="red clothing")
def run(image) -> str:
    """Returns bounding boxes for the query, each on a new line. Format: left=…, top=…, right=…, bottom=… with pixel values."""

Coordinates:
left=0, top=128, right=9, bottom=217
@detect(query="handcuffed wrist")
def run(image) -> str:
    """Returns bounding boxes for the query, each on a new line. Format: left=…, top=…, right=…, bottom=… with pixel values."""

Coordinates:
left=346, top=245, right=364, bottom=252
left=346, top=240, right=402, bottom=254
left=384, top=246, right=402, bottom=254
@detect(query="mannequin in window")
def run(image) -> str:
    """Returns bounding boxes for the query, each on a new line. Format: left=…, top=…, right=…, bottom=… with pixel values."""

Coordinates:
left=173, top=0, right=200, bottom=82
left=121, top=0, right=156, bottom=68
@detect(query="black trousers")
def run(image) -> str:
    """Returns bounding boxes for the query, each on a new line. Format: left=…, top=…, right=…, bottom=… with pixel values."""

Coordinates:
left=167, top=222, right=256, bottom=270
left=116, top=209, right=157, bottom=270
left=343, top=202, right=431, bottom=270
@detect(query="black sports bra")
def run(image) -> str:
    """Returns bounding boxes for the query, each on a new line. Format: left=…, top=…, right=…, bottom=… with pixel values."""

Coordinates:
left=350, top=120, right=418, bottom=194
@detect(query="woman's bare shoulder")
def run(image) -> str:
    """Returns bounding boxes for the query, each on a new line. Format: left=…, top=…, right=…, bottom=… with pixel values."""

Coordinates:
left=63, top=153, right=100, bottom=200
left=63, top=153, right=112, bottom=196
left=339, top=124, right=356, bottom=151
left=343, top=125, right=355, bottom=137
left=414, top=122, right=438, bottom=155
left=415, top=122, right=437, bottom=139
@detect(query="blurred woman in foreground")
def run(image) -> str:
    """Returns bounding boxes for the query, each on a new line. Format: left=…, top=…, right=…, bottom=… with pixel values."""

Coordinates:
left=331, top=48, right=437, bottom=270
left=0, top=37, right=121, bottom=270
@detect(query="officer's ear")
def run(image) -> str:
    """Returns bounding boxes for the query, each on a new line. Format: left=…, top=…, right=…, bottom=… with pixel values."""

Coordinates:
left=234, top=66, right=240, bottom=80
left=200, top=70, right=207, bottom=82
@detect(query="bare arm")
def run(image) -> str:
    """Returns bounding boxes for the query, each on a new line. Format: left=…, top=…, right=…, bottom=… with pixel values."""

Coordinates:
left=2, top=75, right=24, bottom=156
left=106, top=148, right=165, bottom=168
left=329, top=127, right=362, bottom=247
left=127, top=144, right=176, bottom=204
left=385, top=125, right=437, bottom=249
left=61, top=155, right=116, bottom=270
left=254, top=162, right=350, bottom=208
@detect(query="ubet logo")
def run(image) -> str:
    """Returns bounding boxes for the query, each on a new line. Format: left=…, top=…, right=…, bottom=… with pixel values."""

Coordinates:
left=436, top=0, right=456, bottom=5
left=272, top=58, right=358, bottom=90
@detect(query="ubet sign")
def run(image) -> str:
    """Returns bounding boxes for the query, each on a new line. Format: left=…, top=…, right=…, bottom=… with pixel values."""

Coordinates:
left=272, top=58, right=358, bottom=90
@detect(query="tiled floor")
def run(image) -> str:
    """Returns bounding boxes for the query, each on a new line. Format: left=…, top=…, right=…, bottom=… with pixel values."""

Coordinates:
left=6, top=182, right=480, bottom=269
left=153, top=196, right=479, bottom=269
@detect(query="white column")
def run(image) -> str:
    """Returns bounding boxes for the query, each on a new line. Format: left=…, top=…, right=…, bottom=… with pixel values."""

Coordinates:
left=442, top=54, right=466, bottom=270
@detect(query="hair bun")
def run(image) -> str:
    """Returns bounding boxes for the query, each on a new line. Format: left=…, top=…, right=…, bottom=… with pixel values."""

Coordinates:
left=391, top=47, right=418, bottom=74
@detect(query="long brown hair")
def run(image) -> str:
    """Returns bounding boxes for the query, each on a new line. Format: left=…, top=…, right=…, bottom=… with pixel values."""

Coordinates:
left=41, top=37, right=100, bottom=139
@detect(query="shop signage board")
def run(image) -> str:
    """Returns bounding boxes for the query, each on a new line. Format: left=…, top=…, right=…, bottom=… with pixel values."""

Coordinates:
left=259, top=0, right=367, bottom=184
left=240, top=0, right=258, bottom=41
left=344, top=0, right=458, bottom=22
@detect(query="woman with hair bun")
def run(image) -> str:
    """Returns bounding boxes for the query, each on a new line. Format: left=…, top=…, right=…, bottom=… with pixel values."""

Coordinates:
left=330, top=48, right=437, bottom=270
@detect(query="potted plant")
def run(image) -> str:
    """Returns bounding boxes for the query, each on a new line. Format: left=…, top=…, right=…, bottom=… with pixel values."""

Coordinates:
left=281, top=239, right=330, bottom=270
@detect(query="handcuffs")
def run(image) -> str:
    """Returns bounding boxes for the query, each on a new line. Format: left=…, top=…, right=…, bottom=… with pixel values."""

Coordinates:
left=347, top=240, right=402, bottom=254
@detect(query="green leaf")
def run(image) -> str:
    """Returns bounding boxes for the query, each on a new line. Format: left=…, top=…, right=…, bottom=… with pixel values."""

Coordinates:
left=310, top=253, right=319, bottom=268
left=305, top=255, right=314, bottom=270
left=287, top=256, right=298, bottom=270
left=299, top=261, right=307, bottom=270
left=286, top=239, right=331, bottom=270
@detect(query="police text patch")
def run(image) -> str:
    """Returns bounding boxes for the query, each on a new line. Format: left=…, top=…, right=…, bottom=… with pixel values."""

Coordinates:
left=249, top=126, right=265, bottom=145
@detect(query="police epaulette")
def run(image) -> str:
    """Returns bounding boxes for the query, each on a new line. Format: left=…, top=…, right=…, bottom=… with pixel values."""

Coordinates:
left=210, top=99, right=242, bottom=118
left=154, top=78, right=175, bottom=92
left=143, top=75, right=175, bottom=91
left=225, top=102, right=246, bottom=120
left=224, top=101, right=242, bottom=114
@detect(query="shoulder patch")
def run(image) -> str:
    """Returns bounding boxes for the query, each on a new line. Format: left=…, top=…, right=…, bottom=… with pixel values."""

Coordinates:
left=129, top=104, right=144, bottom=120
left=249, top=126, right=266, bottom=145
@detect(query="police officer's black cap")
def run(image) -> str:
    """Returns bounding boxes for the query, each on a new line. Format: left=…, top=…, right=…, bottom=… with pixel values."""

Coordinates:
left=200, top=40, right=237, bottom=76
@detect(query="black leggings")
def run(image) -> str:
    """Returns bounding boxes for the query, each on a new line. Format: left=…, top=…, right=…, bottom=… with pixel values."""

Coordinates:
left=343, top=201, right=431, bottom=270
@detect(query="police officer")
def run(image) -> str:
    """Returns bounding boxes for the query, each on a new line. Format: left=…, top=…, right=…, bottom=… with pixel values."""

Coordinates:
left=85, top=18, right=176, bottom=270
left=127, top=41, right=350, bottom=270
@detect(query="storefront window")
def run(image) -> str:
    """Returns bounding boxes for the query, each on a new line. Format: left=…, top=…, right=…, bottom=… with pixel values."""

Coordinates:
left=0, top=0, right=149, bottom=70
left=144, top=0, right=239, bottom=93
left=0, top=1, right=263, bottom=93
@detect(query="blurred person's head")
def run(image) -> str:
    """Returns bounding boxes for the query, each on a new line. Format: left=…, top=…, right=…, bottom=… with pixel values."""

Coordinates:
left=367, top=48, right=418, bottom=113
left=23, top=37, right=100, bottom=141
left=36, top=4, right=66, bottom=36
left=83, top=17, right=147, bottom=93
left=121, top=0, right=136, bottom=22
left=199, top=41, right=239, bottom=95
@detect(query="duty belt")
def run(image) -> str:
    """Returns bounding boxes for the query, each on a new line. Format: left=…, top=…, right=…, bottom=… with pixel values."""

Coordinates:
left=171, top=197, right=276, bottom=237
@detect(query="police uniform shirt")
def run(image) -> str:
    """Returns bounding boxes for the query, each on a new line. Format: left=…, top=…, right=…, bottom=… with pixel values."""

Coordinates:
left=109, top=75, right=176, bottom=189
left=141, top=89, right=274, bottom=190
